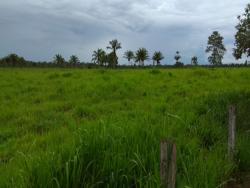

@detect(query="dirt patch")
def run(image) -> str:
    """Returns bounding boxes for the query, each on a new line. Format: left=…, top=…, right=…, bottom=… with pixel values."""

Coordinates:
left=225, top=173, right=250, bottom=188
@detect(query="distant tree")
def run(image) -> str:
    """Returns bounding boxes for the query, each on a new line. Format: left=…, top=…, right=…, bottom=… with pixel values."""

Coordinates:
left=100, top=51, right=107, bottom=66
left=107, top=39, right=122, bottom=67
left=135, top=48, right=149, bottom=66
left=53, top=54, right=65, bottom=65
left=191, top=56, right=198, bottom=65
left=69, top=55, right=80, bottom=65
left=123, top=50, right=134, bottom=65
left=152, top=51, right=164, bottom=66
left=174, top=51, right=183, bottom=66
left=233, top=4, right=250, bottom=60
left=206, top=31, right=226, bottom=65
left=1, top=54, right=26, bottom=66
left=92, top=49, right=106, bottom=66
left=106, top=52, right=116, bottom=67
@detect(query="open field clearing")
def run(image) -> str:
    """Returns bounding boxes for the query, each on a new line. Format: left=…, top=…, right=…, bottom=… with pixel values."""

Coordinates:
left=0, top=68, right=250, bottom=187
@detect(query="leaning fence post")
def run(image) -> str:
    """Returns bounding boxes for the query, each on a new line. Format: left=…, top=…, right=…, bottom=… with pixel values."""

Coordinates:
left=228, top=105, right=236, bottom=161
left=160, top=140, right=176, bottom=188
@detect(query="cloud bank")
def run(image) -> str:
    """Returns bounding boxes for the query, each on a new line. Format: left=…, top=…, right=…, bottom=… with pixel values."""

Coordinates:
left=0, top=0, right=248, bottom=64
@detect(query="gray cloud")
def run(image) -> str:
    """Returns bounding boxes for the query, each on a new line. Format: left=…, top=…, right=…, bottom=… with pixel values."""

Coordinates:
left=0, top=0, right=248, bottom=64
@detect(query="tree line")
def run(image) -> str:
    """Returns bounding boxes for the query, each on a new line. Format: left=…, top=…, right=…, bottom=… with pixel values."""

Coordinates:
left=0, top=4, right=249, bottom=68
left=92, top=4, right=249, bottom=67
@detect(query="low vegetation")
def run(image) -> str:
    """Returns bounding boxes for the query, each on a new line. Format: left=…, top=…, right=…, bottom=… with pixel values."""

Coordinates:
left=0, top=68, right=250, bottom=187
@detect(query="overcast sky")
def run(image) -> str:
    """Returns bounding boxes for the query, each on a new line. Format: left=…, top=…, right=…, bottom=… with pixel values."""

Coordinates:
left=0, top=0, right=248, bottom=64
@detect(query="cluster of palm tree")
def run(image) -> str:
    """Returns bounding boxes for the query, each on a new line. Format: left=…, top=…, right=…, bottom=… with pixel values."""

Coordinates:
left=93, top=39, right=199, bottom=67
left=123, top=48, right=164, bottom=66
left=53, top=54, right=80, bottom=65
left=92, top=39, right=121, bottom=68
left=92, top=40, right=166, bottom=67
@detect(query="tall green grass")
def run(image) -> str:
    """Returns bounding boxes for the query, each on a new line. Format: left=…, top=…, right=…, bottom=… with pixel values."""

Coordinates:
left=0, top=68, right=249, bottom=187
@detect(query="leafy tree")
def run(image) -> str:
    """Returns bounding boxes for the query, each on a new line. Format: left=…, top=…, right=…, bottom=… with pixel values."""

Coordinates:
left=92, top=49, right=106, bottom=66
left=123, top=50, right=134, bottom=65
left=0, top=54, right=26, bottom=66
left=191, top=56, right=198, bottom=65
left=106, top=52, right=117, bottom=67
left=174, top=51, right=183, bottom=66
left=135, top=48, right=149, bottom=66
left=206, top=31, right=226, bottom=65
left=69, top=55, right=80, bottom=65
left=152, top=51, right=164, bottom=66
left=107, top=39, right=122, bottom=67
left=100, top=51, right=107, bottom=66
left=53, top=54, right=65, bottom=65
left=233, top=4, right=250, bottom=60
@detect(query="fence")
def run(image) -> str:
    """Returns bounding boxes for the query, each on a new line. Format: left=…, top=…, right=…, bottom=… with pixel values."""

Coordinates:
left=160, top=105, right=236, bottom=187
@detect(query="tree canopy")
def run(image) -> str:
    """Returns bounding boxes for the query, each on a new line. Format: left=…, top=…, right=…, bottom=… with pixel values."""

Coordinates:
left=107, top=39, right=122, bottom=67
left=174, top=51, right=183, bottom=66
left=92, top=49, right=106, bottom=66
left=206, top=31, right=226, bottom=65
left=123, top=51, right=134, bottom=65
left=69, top=55, right=80, bottom=65
left=53, top=54, right=65, bottom=65
left=233, top=4, right=250, bottom=60
left=0, top=54, right=26, bottom=66
left=135, top=48, right=149, bottom=66
left=191, top=56, right=198, bottom=66
left=152, top=51, right=164, bottom=65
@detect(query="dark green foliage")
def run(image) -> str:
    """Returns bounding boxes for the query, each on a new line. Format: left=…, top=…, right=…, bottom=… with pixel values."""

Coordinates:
left=106, top=52, right=117, bottom=67
left=74, top=106, right=96, bottom=120
left=135, top=48, right=149, bottom=66
left=152, top=51, right=164, bottom=66
left=92, top=49, right=106, bottom=66
left=107, top=39, right=122, bottom=67
left=53, top=54, right=65, bottom=65
left=233, top=4, right=250, bottom=60
left=206, top=31, right=226, bottom=65
left=174, top=51, right=183, bottom=66
left=191, top=56, right=198, bottom=66
left=69, top=55, right=80, bottom=65
left=149, top=69, right=161, bottom=74
left=123, top=50, right=134, bottom=65
left=0, top=54, right=26, bottom=66
left=62, top=72, right=73, bottom=78
left=48, top=73, right=60, bottom=79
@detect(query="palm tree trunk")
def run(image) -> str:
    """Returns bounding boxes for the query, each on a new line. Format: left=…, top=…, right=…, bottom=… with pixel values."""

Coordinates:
left=113, top=49, right=117, bottom=67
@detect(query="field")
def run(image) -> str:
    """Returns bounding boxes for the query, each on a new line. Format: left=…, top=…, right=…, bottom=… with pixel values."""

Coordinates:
left=0, top=68, right=250, bottom=188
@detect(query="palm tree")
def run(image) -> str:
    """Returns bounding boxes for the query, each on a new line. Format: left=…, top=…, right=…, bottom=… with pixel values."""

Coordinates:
left=174, top=51, right=183, bottom=66
left=92, top=49, right=106, bottom=66
left=106, top=52, right=116, bottom=67
left=152, top=51, right=164, bottom=66
left=100, top=51, right=107, bottom=66
left=123, top=50, right=134, bottom=65
left=53, top=54, right=65, bottom=65
left=191, top=56, right=198, bottom=66
left=135, top=48, right=149, bottom=66
left=107, top=39, right=122, bottom=67
left=69, top=55, right=80, bottom=65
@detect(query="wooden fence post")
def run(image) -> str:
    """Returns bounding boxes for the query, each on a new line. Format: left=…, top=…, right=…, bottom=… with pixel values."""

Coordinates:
left=160, top=140, right=176, bottom=188
left=228, top=105, right=236, bottom=161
